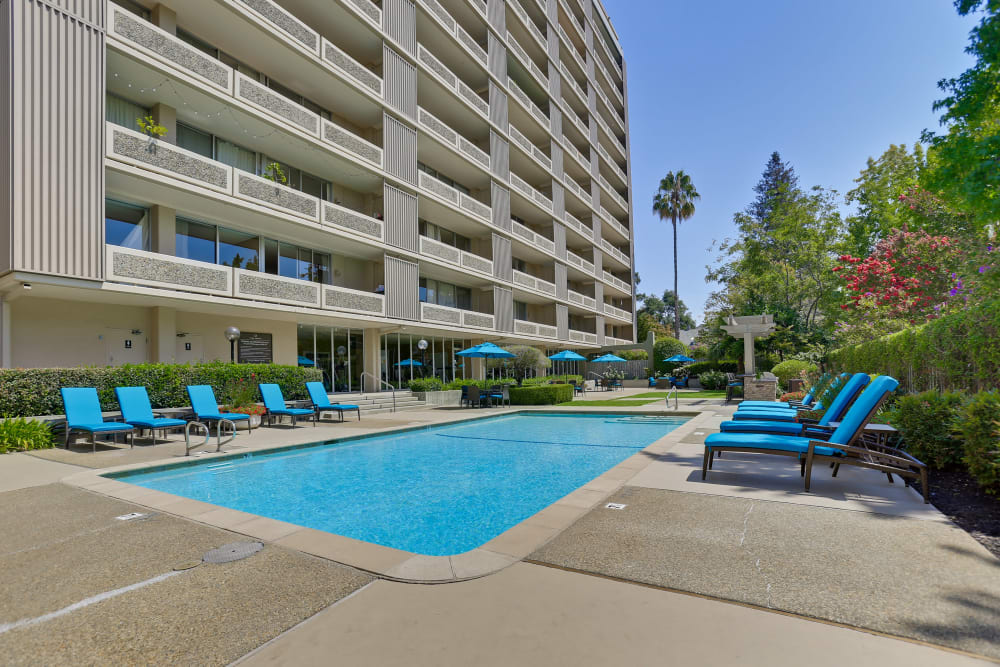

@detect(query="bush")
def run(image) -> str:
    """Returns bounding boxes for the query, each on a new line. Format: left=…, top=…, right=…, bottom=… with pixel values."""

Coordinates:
left=779, top=391, right=806, bottom=403
left=522, top=375, right=583, bottom=386
left=0, top=416, right=55, bottom=453
left=699, top=370, right=727, bottom=390
left=618, top=349, right=648, bottom=361
left=0, top=362, right=323, bottom=417
left=716, top=360, right=739, bottom=373
left=770, top=360, right=818, bottom=387
left=889, top=390, right=965, bottom=469
left=509, top=384, right=574, bottom=405
left=653, top=337, right=689, bottom=374
left=956, top=390, right=1000, bottom=494
left=407, top=377, right=445, bottom=392
left=684, top=361, right=717, bottom=377
left=445, top=378, right=517, bottom=390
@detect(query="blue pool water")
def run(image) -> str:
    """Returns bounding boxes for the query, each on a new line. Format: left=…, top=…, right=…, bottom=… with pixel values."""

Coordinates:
left=114, top=413, right=688, bottom=556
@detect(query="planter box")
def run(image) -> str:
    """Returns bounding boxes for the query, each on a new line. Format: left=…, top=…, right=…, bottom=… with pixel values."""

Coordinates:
left=412, top=390, right=462, bottom=406
left=743, top=378, right=778, bottom=401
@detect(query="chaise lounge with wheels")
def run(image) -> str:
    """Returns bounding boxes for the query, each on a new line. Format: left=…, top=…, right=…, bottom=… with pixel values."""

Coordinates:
left=732, top=373, right=850, bottom=421
left=306, top=381, right=361, bottom=422
left=60, top=387, right=135, bottom=453
left=186, top=385, right=251, bottom=434
left=259, top=383, right=317, bottom=427
left=115, top=386, right=189, bottom=444
left=738, top=372, right=834, bottom=410
left=703, top=375, right=929, bottom=501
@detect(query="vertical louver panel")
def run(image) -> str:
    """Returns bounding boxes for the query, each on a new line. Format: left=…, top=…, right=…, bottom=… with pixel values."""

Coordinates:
left=556, top=304, right=569, bottom=341
left=384, top=182, right=418, bottom=251
left=489, top=130, right=509, bottom=180
left=382, top=0, right=416, bottom=55
left=486, top=0, right=505, bottom=33
left=385, top=254, right=420, bottom=320
left=595, top=316, right=605, bottom=345
left=554, top=263, right=567, bottom=300
left=488, top=82, right=508, bottom=129
left=552, top=220, right=566, bottom=259
left=383, top=113, right=417, bottom=185
left=383, top=44, right=416, bottom=118
left=494, top=286, right=514, bottom=332
left=9, top=0, right=105, bottom=280
left=487, top=32, right=506, bottom=80
left=549, top=105, right=562, bottom=137
left=551, top=142, right=563, bottom=178
left=552, top=182, right=565, bottom=221
left=0, top=1, right=10, bottom=274
left=492, top=233, right=512, bottom=281
left=593, top=249, right=603, bottom=275
left=594, top=281, right=604, bottom=305
left=491, top=182, right=511, bottom=232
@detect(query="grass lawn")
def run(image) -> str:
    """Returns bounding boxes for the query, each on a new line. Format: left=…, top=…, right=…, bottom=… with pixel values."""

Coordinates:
left=556, top=398, right=663, bottom=407
left=622, top=391, right=728, bottom=400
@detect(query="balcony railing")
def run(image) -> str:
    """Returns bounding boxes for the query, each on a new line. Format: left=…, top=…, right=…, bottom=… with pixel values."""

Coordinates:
left=603, top=303, right=631, bottom=321
left=322, top=39, right=383, bottom=94
left=106, top=246, right=385, bottom=315
left=507, top=0, right=547, bottom=51
left=345, top=0, right=382, bottom=29
left=562, top=138, right=590, bottom=172
left=596, top=88, right=626, bottom=134
left=563, top=211, right=593, bottom=239
left=510, top=172, right=553, bottom=213
left=561, top=102, right=590, bottom=138
left=511, top=219, right=556, bottom=255
left=323, top=201, right=384, bottom=241
left=594, top=55, right=625, bottom=105
left=599, top=174, right=629, bottom=210
left=420, top=0, right=487, bottom=65
left=599, top=213, right=629, bottom=241
left=508, top=124, right=551, bottom=170
left=418, top=171, right=492, bottom=222
left=556, top=24, right=586, bottom=74
left=421, top=302, right=495, bottom=329
left=418, top=44, right=489, bottom=117
left=506, top=32, right=548, bottom=89
left=601, top=239, right=630, bottom=266
left=605, top=335, right=632, bottom=346
left=565, top=249, right=595, bottom=275
left=597, top=143, right=628, bottom=184
left=507, top=77, right=550, bottom=130
left=512, top=269, right=557, bottom=296
left=602, top=270, right=631, bottom=294
left=419, top=107, right=490, bottom=169
left=559, top=63, right=588, bottom=107
left=568, top=329, right=598, bottom=345
left=419, top=235, right=493, bottom=276
left=597, top=114, right=627, bottom=159
left=568, top=289, right=596, bottom=310
left=514, top=319, right=558, bottom=338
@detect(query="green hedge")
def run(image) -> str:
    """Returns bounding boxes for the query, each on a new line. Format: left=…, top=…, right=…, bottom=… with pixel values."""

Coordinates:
left=956, top=391, right=1000, bottom=494
left=407, top=377, right=445, bottom=392
left=0, top=362, right=323, bottom=417
left=827, top=299, right=1000, bottom=393
left=522, top=375, right=583, bottom=386
left=509, top=385, right=574, bottom=405
left=889, top=390, right=966, bottom=469
left=770, top=360, right=818, bottom=386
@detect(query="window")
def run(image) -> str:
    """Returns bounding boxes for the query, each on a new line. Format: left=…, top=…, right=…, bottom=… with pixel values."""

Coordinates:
left=219, top=228, right=259, bottom=270
left=177, top=29, right=218, bottom=58
left=113, top=0, right=150, bottom=20
left=264, top=241, right=331, bottom=284
left=514, top=300, right=528, bottom=321
left=419, top=219, right=471, bottom=251
left=216, top=138, right=257, bottom=173
left=264, top=157, right=332, bottom=202
left=419, top=278, right=472, bottom=310
left=176, top=124, right=213, bottom=159
left=512, top=257, right=527, bottom=273
left=106, top=94, right=149, bottom=130
left=175, top=218, right=216, bottom=264
left=105, top=200, right=149, bottom=250
left=417, top=163, right=470, bottom=195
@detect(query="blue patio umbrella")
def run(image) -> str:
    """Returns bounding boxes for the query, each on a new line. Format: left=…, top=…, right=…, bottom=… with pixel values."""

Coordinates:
left=548, top=349, right=587, bottom=381
left=456, top=342, right=515, bottom=379
left=394, top=359, right=423, bottom=366
left=297, top=355, right=315, bottom=366
left=664, top=354, right=696, bottom=363
left=592, top=353, right=627, bottom=363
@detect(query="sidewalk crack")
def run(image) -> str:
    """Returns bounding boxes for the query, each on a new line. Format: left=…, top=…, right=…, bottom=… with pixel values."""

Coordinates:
left=738, top=501, right=773, bottom=608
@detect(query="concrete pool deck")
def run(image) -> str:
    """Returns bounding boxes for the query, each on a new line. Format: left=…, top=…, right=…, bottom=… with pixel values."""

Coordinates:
left=2, top=397, right=997, bottom=664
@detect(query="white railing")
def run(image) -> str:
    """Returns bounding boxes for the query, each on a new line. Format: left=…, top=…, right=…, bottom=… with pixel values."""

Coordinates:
left=507, top=77, right=550, bottom=130
left=419, top=235, right=493, bottom=275
left=419, top=106, right=490, bottom=169
left=563, top=212, right=593, bottom=239
left=601, top=213, right=630, bottom=240
left=420, top=302, right=495, bottom=329
left=566, top=249, right=595, bottom=275
left=510, top=172, right=553, bottom=213
left=511, top=220, right=556, bottom=256
left=507, top=0, right=547, bottom=50
left=605, top=336, right=632, bottom=346
left=568, top=329, right=598, bottom=345
left=599, top=174, right=629, bottom=210
left=421, top=0, right=487, bottom=64
left=603, top=270, right=631, bottom=293
left=419, top=171, right=490, bottom=223
left=603, top=303, right=631, bottom=321
left=568, top=289, right=596, bottom=310
left=601, top=239, right=630, bottom=265
left=508, top=124, right=551, bottom=170
left=506, top=32, right=548, bottom=89
left=559, top=63, right=588, bottom=106
left=513, top=269, right=556, bottom=296
left=562, top=138, right=589, bottom=171
left=556, top=24, right=586, bottom=73
left=419, top=44, right=489, bottom=117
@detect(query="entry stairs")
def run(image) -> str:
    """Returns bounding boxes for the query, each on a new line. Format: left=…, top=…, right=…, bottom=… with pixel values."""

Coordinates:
left=318, top=389, right=424, bottom=416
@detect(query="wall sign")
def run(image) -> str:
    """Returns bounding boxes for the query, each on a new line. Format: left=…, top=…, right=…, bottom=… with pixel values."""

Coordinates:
left=124, top=339, right=133, bottom=349
left=185, top=342, right=192, bottom=351
left=237, top=332, right=273, bottom=364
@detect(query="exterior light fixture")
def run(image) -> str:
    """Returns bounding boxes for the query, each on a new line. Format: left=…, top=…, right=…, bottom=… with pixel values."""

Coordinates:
left=225, top=326, right=241, bottom=363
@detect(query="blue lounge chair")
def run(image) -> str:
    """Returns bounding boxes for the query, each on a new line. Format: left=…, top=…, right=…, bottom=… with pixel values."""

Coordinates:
left=703, top=376, right=928, bottom=501
left=259, top=383, right=316, bottom=427
left=719, top=373, right=870, bottom=437
left=669, top=376, right=689, bottom=389
left=115, top=386, right=188, bottom=444
left=60, top=387, right=134, bottom=453
left=306, top=382, right=361, bottom=422
left=732, top=373, right=850, bottom=420
left=186, top=385, right=251, bottom=433
left=739, top=373, right=846, bottom=410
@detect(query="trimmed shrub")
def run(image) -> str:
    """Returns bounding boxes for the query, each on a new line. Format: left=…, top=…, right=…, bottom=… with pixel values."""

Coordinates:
left=716, top=360, right=739, bottom=373
left=770, top=360, right=818, bottom=386
left=618, top=349, right=648, bottom=361
left=522, top=375, right=583, bottom=386
left=0, top=416, right=54, bottom=453
left=779, top=391, right=807, bottom=403
left=0, top=362, right=323, bottom=417
left=699, top=370, right=726, bottom=390
left=653, top=337, right=689, bottom=374
left=509, top=384, right=574, bottom=405
left=956, top=390, right=1000, bottom=494
left=684, top=361, right=717, bottom=377
left=407, top=377, right=445, bottom=392
left=445, top=378, right=516, bottom=390
left=888, top=390, right=965, bottom=469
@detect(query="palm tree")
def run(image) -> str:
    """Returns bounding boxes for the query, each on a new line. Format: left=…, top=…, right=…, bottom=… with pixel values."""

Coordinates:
left=652, top=171, right=700, bottom=338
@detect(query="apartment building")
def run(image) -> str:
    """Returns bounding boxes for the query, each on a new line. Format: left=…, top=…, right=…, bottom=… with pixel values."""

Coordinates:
left=0, top=0, right=634, bottom=391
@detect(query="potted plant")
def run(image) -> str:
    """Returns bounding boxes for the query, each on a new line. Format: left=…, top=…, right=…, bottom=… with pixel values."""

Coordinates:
left=223, top=375, right=264, bottom=429
left=136, top=114, right=167, bottom=153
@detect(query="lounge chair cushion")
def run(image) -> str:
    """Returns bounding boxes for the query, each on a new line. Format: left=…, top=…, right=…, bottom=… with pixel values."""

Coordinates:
left=125, top=418, right=189, bottom=429
left=740, top=400, right=796, bottom=409
left=704, top=432, right=844, bottom=458
left=68, top=421, right=135, bottom=433
left=731, top=409, right=799, bottom=422
left=718, top=420, right=834, bottom=439
left=268, top=407, right=315, bottom=417
left=323, top=404, right=360, bottom=411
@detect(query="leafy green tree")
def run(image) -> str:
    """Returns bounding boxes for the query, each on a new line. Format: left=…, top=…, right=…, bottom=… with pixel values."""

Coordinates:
left=652, top=337, right=689, bottom=374
left=844, top=144, right=926, bottom=256
left=922, top=0, right=1000, bottom=229
left=653, top=171, right=700, bottom=338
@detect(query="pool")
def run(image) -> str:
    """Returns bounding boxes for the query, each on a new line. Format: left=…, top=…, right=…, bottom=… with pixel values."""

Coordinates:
left=112, top=412, right=688, bottom=556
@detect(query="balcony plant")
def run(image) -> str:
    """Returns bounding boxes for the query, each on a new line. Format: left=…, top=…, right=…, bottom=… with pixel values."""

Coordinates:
left=264, top=162, right=288, bottom=185
left=136, top=115, right=167, bottom=153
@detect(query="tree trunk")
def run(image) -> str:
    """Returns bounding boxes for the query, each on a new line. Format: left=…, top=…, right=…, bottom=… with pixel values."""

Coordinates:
left=672, top=215, right=680, bottom=338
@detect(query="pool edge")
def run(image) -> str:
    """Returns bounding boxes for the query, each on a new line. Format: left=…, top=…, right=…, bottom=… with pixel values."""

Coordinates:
left=61, top=407, right=715, bottom=584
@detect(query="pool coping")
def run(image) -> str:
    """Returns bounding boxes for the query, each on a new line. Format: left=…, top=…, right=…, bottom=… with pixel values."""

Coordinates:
left=61, top=407, right=715, bottom=584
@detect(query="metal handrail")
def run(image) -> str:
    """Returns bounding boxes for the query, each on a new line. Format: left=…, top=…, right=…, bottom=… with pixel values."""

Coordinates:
left=665, top=386, right=678, bottom=410
left=362, top=372, right=395, bottom=412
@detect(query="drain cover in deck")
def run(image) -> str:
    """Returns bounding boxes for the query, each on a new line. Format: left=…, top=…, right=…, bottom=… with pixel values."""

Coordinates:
left=202, top=541, right=263, bottom=564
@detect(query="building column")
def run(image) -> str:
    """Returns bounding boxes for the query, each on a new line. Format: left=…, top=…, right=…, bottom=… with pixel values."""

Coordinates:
left=0, top=296, right=11, bottom=369
left=150, top=205, right=176, bottom=254
left=363, top=328, right=382, bottom=392
left=151, top=4, right=177, bottom=34
left=151, top=307, right=176, bottom=363
left=743, top=333, right=755, bottom=375
left=151, top=103, right=177, bottom=146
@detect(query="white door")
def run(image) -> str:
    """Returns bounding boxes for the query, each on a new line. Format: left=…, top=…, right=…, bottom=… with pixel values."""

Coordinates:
left=106, top=329, right=148, bottom=366
left=175, top=335, right=203, bottom=364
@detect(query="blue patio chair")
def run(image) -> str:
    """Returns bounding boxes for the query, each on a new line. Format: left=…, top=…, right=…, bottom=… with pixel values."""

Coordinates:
left=259, top=383, right=316, bottom=427
left=186, top=385, right=251, bottom=434
left=733, top=372, right=850, bottom=421
left=115, top=386, right=188, bottom=444
left=648, top=377, right=657, bottom=388
left=669, top=376, right=689, bottom=389
left=719, top=373, right=870, bottom=437
left=703, top=375, right=928, bottom=501
left=306, top=382, right=361, bottom=422
left=60, top=387, right=134, bottom=453
left=740, top=372, right=844, bottom=410
left=490, top=385, right=511, bottom=407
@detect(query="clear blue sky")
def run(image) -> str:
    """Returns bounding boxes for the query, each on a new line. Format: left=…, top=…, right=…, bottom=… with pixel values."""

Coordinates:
left=605, top=0, right=978, bottom=324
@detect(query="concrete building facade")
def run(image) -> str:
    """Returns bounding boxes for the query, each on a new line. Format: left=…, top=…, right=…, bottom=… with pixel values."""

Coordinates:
left=0, top=0, right=634, bottom=391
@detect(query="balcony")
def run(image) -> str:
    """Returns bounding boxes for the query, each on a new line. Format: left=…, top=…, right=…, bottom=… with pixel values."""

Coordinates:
left=601, top=239, right=630, bottom=267
left=508, top=124, right=552, bottom=171
left=105, top=246, right=385, bottom=315
left=603, top=303, right=632, bottom=322
left=597, top=142, right=628, bottom=185
left=567, top=289, right=596, bottom=310
left=418, top=44, right=489, bottom=118
left=507, top=77, right=550, bottom=131
left=506, top=32, right=548, bottom=90
left=512, top=269, right=557, bottom=296
left=507, top=0, right=547, bottom=52
left=603, top=270, right=631, bottom=294
left=565, top=249, right=595, bottom=275
left=418, top=171, right=492, bottom=222
left=510, top=172, right=553, bottom=214
left=556, top=25, right=586, bottom=76
left=605, top=335, right=632, bottom=346
left=343, top=0, right=382, bottom=30
left=568, top=329, right=598, bottom=345
left=511, top=220, right=556, bottom=255
left=559, top=63, right=588, bottom=109
left=418, top=106, right=490, bottom=170
left=514, top=319, right=558, bottom=338
left=597, top=113, right=627, bottom=159
left=563, top=211, right=593, bottom=240
left=421, top=302, right=495, bottom=329
left=599, top=174, right=629, bottom=211
left=419, top=0, right=488, bottom=65
left=562, top=138, right=590, bottom=173
left=418, top=235, right=493, bottom=276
